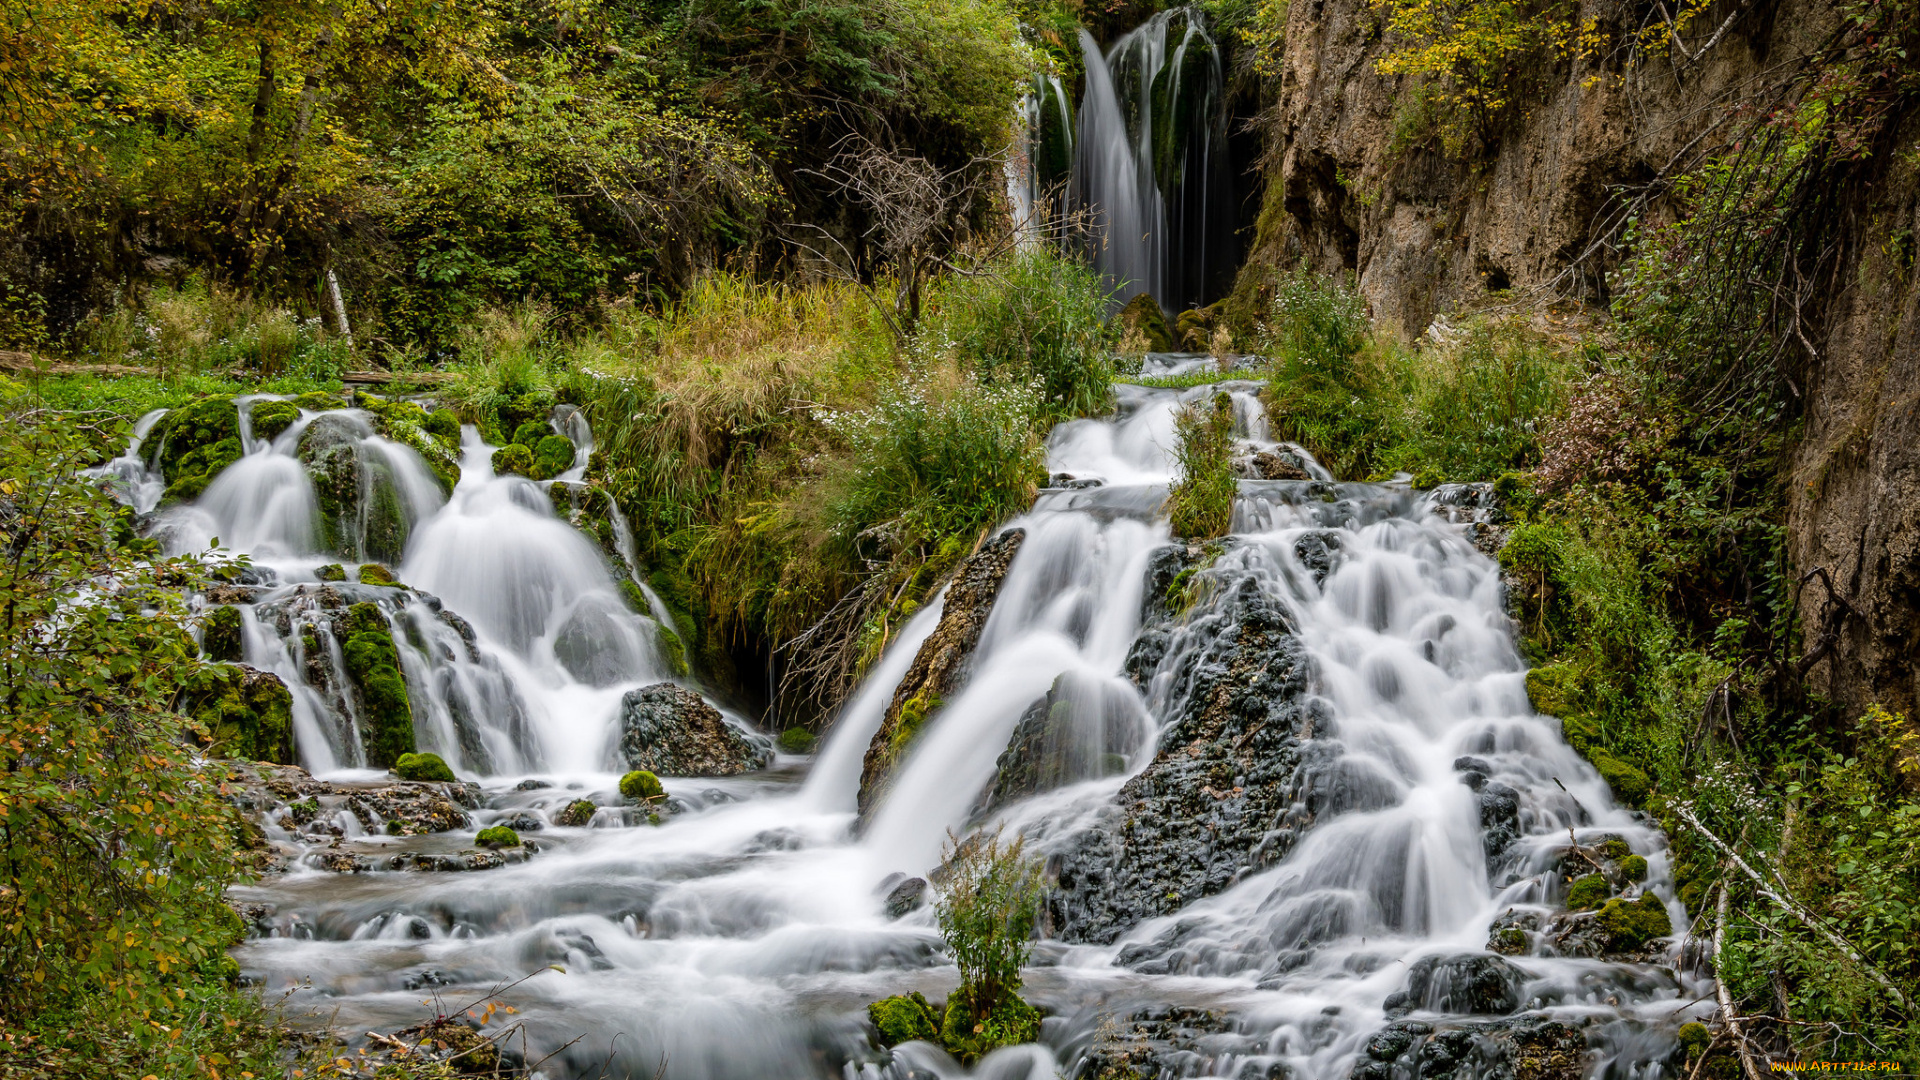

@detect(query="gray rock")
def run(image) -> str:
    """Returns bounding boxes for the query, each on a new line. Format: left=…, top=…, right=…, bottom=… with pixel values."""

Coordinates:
left=619, top=683, right=771, bottom=777
left=883, top=877, right=928, bottom=919
left=1383, top=953, right=1528, bottom=1017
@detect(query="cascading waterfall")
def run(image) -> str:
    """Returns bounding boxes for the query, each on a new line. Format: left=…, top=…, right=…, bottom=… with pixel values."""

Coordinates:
left=1062, top=7, right=1234, bottom=312
left=158, top=385, right=1709, bottom=1080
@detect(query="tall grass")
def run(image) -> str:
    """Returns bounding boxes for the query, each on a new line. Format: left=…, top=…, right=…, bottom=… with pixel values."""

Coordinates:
left=925, top=250, right=1117, bottom=421
left=71, top=278, right=350, bottom=381
left=1165, top=391, right=1238, bottom=539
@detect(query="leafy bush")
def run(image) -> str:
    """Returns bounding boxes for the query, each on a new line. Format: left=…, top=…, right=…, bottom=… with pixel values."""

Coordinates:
left=1165, top=392, right=1238, bottom=539
left=1384, top=321, right=1566, bottom=481
left=934, top=827, right=1044, bottom=1057
left=928, top=250, right=1117, bottom=422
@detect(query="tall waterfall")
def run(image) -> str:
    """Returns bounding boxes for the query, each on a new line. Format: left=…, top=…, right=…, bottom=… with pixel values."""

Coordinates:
left=137, top=386, right=1713, bottom=1080
left=1066, top=7, right=1234, bottom=313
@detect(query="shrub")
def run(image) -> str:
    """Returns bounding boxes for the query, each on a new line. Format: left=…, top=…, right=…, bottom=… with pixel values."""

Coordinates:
left=929, top=250, right=1117, bottom=422
left=1384, top=321, right=1567, bottom=481
left=394, top=752, right=456, bottom=782
left=475, top=825, right=520, bottom=848
left=1165, top=392, right=1238, bottom=539
left=934, top=827, right=1045, bottom=1058
left=619, top=770, right=665, bottom=801
left=1258, top=271, right=1394, bottom=479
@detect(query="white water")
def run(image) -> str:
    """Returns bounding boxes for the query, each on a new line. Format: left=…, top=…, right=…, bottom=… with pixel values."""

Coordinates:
left=104, top=385, right=1709, bottom=1079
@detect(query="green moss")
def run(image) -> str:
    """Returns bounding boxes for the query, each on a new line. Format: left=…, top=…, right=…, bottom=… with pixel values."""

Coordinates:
left=868, top=992, right=940, bottom=1047
left=341, top=602, right=414, bottom=768
left=394, top=751, right=456, bottom=782
left=938, top=992, right=1042, bottom=1064
left=512, top=420, right=550, bottom=449
left=533, top=434, right=575, bottom=478
left=316, top=563, right=346, bottom=582
left=201, top=605, right=244, bottom=662
left=475, top=825, right=520, bottom=848
left=1678, top=1021, right=1711, bottom=1057
left=1594, top=893, right=1672, bottom=950
left=1566, top=873, right=1611, bottom=911
left=653, top=620, right=690, bottom=677
left=1115, top=292, right=1175, bottom=352
left=619, top=769, right=665, bottom=801
left=891, top=691, right=942, bottom=760
left=777, top=728, right=817, bottom=754
left=358, top=562, right=401, bottom=587
left=493, top=442, right=535, bottom=477
left=1593, top=752, right=1652, bottom=808
left=148, top=396, right=242, bottom=503
left=249, top=399, right=300, bottom=442
left=185, top=664, right=295, bottom=763
left=1596, top=837, right=1632, bottom=861
left=424, top=410, right=460, bottom=440
left=293, top=390, right=345, bottom=411
left=557, top=799, right=598, bottom=827
left=1619, top=854, right=1649, bottom=882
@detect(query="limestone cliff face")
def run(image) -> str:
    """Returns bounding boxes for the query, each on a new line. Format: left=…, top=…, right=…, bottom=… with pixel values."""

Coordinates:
left=1245, top=0, right=1920, bottom=717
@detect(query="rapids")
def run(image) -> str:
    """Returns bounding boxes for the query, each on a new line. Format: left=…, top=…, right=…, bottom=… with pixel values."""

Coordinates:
left=113, top=388, right=1708, bottom=1078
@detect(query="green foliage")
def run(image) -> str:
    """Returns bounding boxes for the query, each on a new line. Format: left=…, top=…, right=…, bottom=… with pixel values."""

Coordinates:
left=0, top=410, right=250, bottom=1037
left=928, top=250, right=1118, bottom=423
left=1381, top=322, right=1566, bottom=481
left=341, top=603, right=415, bottom=768
left=1257, top=271, right=1391, bottom=479
left=394, top=752, right=456, bottom=782
left=475, top=825, right=521, bottom=848
left=777, top=728, right=818, bottom=754
left=892, top=691, right=945, bottom=763
left=938, top=990, right=1043, bottom=1064
left=620, top=769, right=666, bottom=801
left=1566, top=873, right=1610, bottom=911
left=935, top=827, right=1043, bottom=1041
left=1165, top=392, right=1238, bottom=539
left=868, top=992, right=941, bottom=1047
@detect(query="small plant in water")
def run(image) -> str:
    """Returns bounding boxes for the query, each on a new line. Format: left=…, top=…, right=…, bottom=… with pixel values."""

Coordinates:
left=934, top=827, right=1044, bottom=1060
left=1165, top=392, right=1238, bottom=540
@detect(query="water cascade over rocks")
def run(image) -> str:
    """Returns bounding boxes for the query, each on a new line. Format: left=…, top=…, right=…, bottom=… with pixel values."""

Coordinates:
left=113, top=388, right=1710, bottom=1078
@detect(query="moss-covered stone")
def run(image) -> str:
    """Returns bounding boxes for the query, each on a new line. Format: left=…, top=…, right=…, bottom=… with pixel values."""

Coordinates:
left=1677, top=1021, right=1711, bottom=1058
left=868, top=992, right=940, bottom=1047
left=475, top=825, right=520, bottom=848
left=1115, top=292, right=1175, bottom=353
left=202, top=604, right=244, bottom=662
left=1594, top=893, right=1672, bottom=951
left=493, top=443, right=535, bottom=477
left=394, top=751, right=455, bottom=782
left=358, top=562, right=401, bottom=587
left=939, top=992, right=1043, bottom=1064
left=293, top=390, right=346, bottom=412
left=1595, top=836, right=1632, bottom=861
left=1489, top=926, right=1529, bottom=955
left=777, top=728, right=817, bottom=754
left=341, top=601, right=414, bottom=768
left=1566, top=873, right=1610, bottom=911
left=619, top=769, right=665, bottom=801
left=186, top=664, right=295, bottom=763
left=512, top=420, right=550, bottom=449
left=532, top=434, right=575, bottom=479
left=316, top=563, right=346, bottom=582
left=249, top=399, right=301, bottom=443
left=1593, top=753, right=1652, bottom=808
left=1619, top=854, right=1649, bottom=882
left=557, top=799, right=598, bottom=827
left=653, top=619, right=689, bottom=677
left=424, top=410, right=461, bottom=440
left=148, top=396, right=243, bottom=503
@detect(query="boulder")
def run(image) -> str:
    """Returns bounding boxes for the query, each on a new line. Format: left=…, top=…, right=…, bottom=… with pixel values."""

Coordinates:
left=1350, top=1017, right=1587, bottom=1080
left=187, top=663, right=296, bottom=763
left=1384, top=953, right=1528, bottom=1017
left=147, top=397, right=242, bottom=503
left=883, top=877, right=928, bottom=919
left=619, top=684, right=770, bottom=776
left=979, top=671, right=1141, bottom=813
left=1250, top=448, right=1312, bottom=479
left=1116, top=292, right=1176, bottom=353
left=857, top=528, right=1026, bottom=819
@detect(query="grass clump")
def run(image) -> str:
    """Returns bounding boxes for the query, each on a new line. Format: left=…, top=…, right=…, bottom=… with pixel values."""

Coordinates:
left=1165, top=392, right=1238, bottom=539
left=927, top=250, right=1117, bottom=422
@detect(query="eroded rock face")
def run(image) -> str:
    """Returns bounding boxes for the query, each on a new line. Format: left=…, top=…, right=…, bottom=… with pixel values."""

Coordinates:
left=978, top=671, right=1143, bottom=814
left=1384, top=954, right=1528, bottom=1017
left=619, top=683, right=770, bottom=777
left=1349, top=1017, right=1588, bottom=1080
left=856, top=528, right=1026, bottom=820
left=1046, top=578, right=1317, bottom=945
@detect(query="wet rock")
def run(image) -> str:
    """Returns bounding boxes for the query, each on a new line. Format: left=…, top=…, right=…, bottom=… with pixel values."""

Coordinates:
left=514, top=778, right=552, bottom=791
left=556, top=799, right=598, bottom=827
left=1349, top=1017, right=1587, bottom=1080
left=619, top=683, right=771, bottom=777
left=1383, top=954, right=1527, bottom=1017
left=1078, top=1006, right=1260, bottom=1080
left=147, top=396, right=242, bottom=503
left=1478, top=782, right=1521, bottom=863
left=857, top=528, right=1026, bottom=820
left=979, top=671, right=1141, bottom=813
left=1047, top=580, right=1317, bottom=945
left=1251, top=448, right=1312, bottom=480
left=1293, top=531, right=1343, bottom=585
left=499, top=812, right=544, bottom=832
left=185, top=663, right=296, bottom=764
left=1487, top=908, right=1541, bottom=955
left=389, top=849, right=511, bottom=872
left=883, top=877, right=928, bottom=919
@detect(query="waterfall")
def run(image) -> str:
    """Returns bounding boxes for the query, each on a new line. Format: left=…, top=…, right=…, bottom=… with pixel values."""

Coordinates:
left=1064, top=7, right=1233, bottom=313
left=215, top=385, right=1702, bottom=1080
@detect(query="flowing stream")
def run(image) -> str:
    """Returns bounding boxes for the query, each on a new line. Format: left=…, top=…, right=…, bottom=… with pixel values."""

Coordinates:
left=111, top=388, right=1705, bottom=1079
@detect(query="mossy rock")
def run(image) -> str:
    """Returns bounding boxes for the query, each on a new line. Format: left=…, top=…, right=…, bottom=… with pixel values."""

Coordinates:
left=939, top=993, right=1042, bottom=1064
left=316, top=563, right=347, bottom=582
left=1677, top=1022, right=1710, bottom=1058
left=1619, top=854, right=1649, bottom=883
left=394, top=751, right=455, bottom=782
left=1115, top=292, right=1175, bottom=353
left=777, top=728, right=817, bottom=754
left=424, top=410, right=461, bottom=441
left=1566, top=873, right=1610, bottom=912
left=186, top=664, right=295, bottom=764
left=1592, top=753, right=1652, bottom=808
left=532, top=434, right=575, bottom=479
left=148, top=396, right=242, bottom=503
left=475, top=825, right=520, bottom=848
left=1594, top=893, right=1672, bottom=951
left=1489, top=926, right=1529, bottom=955
left=619, top=769, right=665, bottom=802
left=341, top=602, right=415, bottom=768
left=202, top=604, right=244, bottom=663
left=868, top=992, right=940, bottom=1048
left=292, top=390, right=345, bottom=412
left=557, top=799, right=598, bottom=827
left=493, top=443, right=535, bottom=477
left=890, top=691, right=942, bottom=760
left=250, top=399, right=301, bottom=443
left=512, top=420, right=550, bottom=449
left=653, top=620, right=690, bottom=678
left=1595, top=836, right=1631, bottom=861
left=358, top=562, right=401, bottom=587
